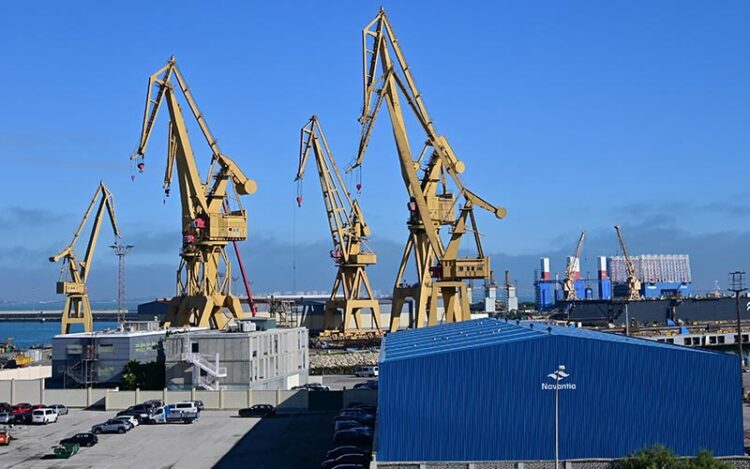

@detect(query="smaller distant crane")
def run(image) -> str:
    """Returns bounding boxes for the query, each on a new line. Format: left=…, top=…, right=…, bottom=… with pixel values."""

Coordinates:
left=50, top=182, right=120, bottom=334
left=562, top=230, right=586, bottom=301
left=296, top=116, right=382, bottom=336
left=614, top=225, right=641, bottom=301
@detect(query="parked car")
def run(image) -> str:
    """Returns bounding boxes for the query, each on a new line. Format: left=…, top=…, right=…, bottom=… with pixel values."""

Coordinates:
left=10, top=403, right=32, bottom=415
left=147, top=405, right=199, bottom=424
left=329, top=464, right=366, bottom=469
left=32, top=408, right=58, bottom=425
left=321, top=453, right=370, bottom=469
left=174, top=400, right=204, bottom=412
left=293, top=383, right=330, bottom=392
left=113, top=415, right=138, bottom=429
left=142, top=399, right=164, bottom=410
left=117, top=404, right=153, bottom=422
left=343, top=403, right=376, bottom=412
left=60, top=432, right=98, bottom=448
left=354, top=366, right=378, bottom=377
left=30, top=404, right=47, bottom=411
left=353, top=381, right=377, bottom=390
left=91, top=419, right=130, bottom=434
left=335, top=419, right=369, bottom=433
left=0, top=402, right=11, bottom=412
left=13, top=412, right=32, bottom=425
left=171, top=401, right=199, bottom=414
left=238, top=404, right=276, bottom=418
left=48, top=404, right=68, bottom=416
left=337, top=411, right=375, bottom=425
left=325, top=446, right=370, bottom=460
left=0, top=412, right=12, bottom=424
left=333, top=427, right=373, bottom=447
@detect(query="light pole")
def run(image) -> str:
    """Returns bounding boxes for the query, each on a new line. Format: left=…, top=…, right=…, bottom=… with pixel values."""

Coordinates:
left=729, top=272, right=747, bottom=370
left=547, top=365, right=569, bottom=469
left=110, top=240, right=134, bottom=325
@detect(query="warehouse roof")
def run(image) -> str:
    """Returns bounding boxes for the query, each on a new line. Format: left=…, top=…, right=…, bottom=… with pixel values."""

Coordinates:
left=381, top=318, right=717, bottom=362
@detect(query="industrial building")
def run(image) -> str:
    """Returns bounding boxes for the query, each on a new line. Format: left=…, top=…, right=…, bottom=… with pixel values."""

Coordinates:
left=376, top=318, right=742, bottom=463
left=536, top=254, right=692, bottom=310
left=51, top=322, right=166, bottom=387
left=555, top=296, right=750, bottom=327
left=164, top=325, right=309, bottom=391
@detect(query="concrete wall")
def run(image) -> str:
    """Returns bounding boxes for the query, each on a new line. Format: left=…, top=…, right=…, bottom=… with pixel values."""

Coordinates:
left=0, top=380, right=107, bottom=408
left=0, top=380, right=371, bottom=412
left=98, top=388, right=372, bottom=411
left=0, top=365, right=51, bottom=381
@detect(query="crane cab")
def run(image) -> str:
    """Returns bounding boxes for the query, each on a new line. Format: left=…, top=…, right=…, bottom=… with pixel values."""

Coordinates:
left=56, top=281, right=85, bottom=295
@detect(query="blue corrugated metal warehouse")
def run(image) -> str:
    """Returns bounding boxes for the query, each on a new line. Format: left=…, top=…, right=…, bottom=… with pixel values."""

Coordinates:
left=377, top=319, right=743, bottom=462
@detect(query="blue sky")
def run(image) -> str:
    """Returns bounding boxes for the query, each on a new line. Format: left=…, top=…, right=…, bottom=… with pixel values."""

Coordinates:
left=0, top=1, right=748, bottom=302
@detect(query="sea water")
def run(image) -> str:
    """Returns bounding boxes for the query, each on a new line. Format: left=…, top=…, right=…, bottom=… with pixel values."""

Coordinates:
left=0, top=321, right=120, bottom=349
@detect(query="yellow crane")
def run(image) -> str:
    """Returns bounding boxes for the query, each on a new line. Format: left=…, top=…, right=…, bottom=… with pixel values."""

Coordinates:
left=562, top=230, right=586, bottom=301
left=296, top=116, right=382, bottom=337
left=614, top=225, right=641, bottom=301
left=50, top=181, right=120, bottom=334
left=350, top=9, right=506, bottom=331
left=131, top=57, right=257, bottom=329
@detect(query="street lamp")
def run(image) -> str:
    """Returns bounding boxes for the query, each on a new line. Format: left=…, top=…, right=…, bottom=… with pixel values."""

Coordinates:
left=547, top=365, right=569, bottom=469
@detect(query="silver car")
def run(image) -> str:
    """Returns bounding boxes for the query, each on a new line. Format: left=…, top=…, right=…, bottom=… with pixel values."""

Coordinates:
left=0, top=412, right=12, bottom=424
left=91, top=419, right=130, bottom=434
left=48, top=404, right=68, bottom=416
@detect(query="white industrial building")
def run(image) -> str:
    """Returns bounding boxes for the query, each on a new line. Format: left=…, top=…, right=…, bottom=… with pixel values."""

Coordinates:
left=164, top=325, right=309, bottom=391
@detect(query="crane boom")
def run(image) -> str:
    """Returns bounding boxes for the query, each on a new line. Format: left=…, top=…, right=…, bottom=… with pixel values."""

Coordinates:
left=349, top=8, right=506, bottom=331
left=131, top=57, right=257, bottom=329
left=614, top=225, right=641, bottom=301
left=50, top=181, right=120, bottom=333
left=297, top=116, right=381, bottom=335
left=562, top=230, right=586, bottom=301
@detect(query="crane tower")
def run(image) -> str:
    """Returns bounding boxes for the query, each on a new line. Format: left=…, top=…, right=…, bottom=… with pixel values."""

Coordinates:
left=296, top=116, right=382, bottom=337
left=131, top=57, right=257, bottom=329
left=50, top=181, right=120, bottom=334
left=350, top=9, right=506, bottom=331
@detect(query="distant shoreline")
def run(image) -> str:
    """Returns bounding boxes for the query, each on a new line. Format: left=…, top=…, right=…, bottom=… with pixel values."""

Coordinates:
left=0, top=310, right=136, bottom=322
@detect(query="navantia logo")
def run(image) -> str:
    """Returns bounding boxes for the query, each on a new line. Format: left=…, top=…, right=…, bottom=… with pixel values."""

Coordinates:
left=542, top=366, right=576, bottom=390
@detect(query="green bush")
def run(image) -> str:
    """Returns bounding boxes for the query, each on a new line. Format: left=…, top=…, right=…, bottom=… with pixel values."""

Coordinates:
left=621, top=446, right=731, bottom=469
left=120, top=360, right=165, bottom=390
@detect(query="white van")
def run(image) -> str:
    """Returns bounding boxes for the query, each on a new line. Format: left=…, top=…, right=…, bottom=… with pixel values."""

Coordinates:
left=171, top=402, right=199, bottom=414
left=355, top=366, right=379, bottom=378
left=32, top=408, right=58, bottom=424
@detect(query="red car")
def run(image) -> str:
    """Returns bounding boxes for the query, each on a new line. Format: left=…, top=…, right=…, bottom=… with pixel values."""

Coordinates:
left=30, top=404, right=46, bottom=410
left=11, top=403, right=32, bottom=415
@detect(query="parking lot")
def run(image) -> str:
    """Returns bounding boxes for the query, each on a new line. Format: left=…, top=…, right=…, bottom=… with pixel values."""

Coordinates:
left=0, top=409, right=335, bottom=468
left=321, top=374, right=375, bottom=390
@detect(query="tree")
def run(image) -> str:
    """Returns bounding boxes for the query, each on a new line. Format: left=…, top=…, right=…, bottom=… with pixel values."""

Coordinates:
left=119, top=360, right=165, bottom=390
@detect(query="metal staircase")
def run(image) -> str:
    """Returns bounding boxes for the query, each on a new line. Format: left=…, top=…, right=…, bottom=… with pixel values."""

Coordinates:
left=180, top=335, right=226, bottom=391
